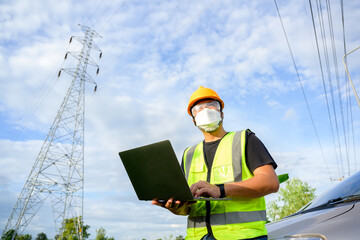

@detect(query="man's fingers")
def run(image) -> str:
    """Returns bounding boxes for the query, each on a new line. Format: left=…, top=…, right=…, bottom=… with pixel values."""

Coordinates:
left=151, top=200, right=166, bottom=207
left=194, top=185, right=217, bottom=198
left=191, top=181, right=212, bottom=195
left=190, top=184, right=197, bottom=194
left=195, top=188, right=207, bottom=197
left=165, top=198, right=174, bottom=208
left=174, top=200, right=182, bottom=208
left=191, top=183, right=203, bottom=195
left=152, top=198, right=189, bottom=209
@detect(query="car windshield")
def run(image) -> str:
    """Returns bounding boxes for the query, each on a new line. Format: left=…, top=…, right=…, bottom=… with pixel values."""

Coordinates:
left=301, top=170, right=360, bottom=211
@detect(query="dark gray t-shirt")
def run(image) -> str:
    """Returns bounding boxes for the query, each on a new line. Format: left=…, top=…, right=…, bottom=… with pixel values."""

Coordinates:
left=181, top=131, right=277, bottom=174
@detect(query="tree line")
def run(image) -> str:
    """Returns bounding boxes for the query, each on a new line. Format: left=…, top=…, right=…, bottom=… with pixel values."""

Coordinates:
left=1, top=217, right=113, bottom=240
left=1, top=218, right=184, bottom=240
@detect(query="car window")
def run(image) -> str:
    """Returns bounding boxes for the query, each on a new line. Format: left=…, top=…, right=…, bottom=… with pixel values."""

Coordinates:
left=302, top=171, right=360, bottom=211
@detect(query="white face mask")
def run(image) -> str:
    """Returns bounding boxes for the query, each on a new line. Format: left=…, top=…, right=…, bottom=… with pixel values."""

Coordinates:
left=194, top=108, right=222, bottom=132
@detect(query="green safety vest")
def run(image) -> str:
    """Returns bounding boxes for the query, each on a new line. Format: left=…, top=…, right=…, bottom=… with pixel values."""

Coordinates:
left=183, top=130, right=267, bottom=240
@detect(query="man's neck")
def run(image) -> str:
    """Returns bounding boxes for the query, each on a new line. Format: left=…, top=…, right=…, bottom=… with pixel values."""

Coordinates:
left=202, top=126, right=227, bottom=142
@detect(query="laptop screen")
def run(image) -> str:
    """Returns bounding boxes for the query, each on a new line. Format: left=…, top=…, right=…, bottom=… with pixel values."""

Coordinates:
left=119, top=140, right=195, bottom=201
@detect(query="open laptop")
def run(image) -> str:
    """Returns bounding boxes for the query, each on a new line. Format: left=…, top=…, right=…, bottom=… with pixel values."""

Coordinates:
left=119, top=140, right=230, bottom=201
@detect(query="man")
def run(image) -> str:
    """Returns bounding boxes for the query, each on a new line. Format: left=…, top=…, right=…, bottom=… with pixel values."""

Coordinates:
left=152, top=86, right=279, bottom=240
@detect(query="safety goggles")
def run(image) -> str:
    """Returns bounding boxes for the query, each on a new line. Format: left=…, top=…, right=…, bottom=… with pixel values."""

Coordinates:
left=191, top=100, right=220, bottom=115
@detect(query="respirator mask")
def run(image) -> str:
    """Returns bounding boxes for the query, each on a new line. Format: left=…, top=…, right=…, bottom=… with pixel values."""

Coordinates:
left=192, top=101, right=222, bottom=132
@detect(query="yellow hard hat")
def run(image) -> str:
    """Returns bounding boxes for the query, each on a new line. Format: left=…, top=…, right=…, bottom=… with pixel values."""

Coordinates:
left=187, top=86, right=224, bottom=115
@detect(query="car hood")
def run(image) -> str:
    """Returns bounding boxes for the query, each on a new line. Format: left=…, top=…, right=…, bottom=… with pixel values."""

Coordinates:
left=266, top=202, right=360, bottom=240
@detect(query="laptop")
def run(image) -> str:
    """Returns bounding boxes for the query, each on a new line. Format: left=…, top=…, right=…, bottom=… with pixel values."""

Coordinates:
left=119, top=140, right=230, bottom=201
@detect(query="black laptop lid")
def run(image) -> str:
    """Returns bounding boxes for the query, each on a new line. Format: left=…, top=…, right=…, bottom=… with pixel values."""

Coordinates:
left=119, top=140, right=195, bottom=201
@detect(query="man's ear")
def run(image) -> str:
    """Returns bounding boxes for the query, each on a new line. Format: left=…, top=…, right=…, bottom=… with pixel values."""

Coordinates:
left=221, top=111, right=224, bottom=119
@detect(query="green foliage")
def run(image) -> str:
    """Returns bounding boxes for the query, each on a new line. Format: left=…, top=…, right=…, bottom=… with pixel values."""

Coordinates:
left=58, top=217, right=90, bottom=240
left=1, top=230, right=32, bottom=240
left=17, top=235, right=32, bottom=240
left=95, top=228, right=106, bottom=240
left=1, top=230, right=17, bottom=240
left=267, top=177, right=316, bottom=222
left=35, top=233, right=47, bottom=240
left=94, top=227, right=114, bottom=240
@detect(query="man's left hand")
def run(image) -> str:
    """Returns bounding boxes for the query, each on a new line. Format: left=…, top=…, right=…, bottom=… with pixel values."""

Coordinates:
left=190, top=180, right=221, bottom=198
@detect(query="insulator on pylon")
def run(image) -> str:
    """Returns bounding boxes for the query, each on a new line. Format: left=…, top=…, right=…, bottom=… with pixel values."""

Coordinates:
left=99, top=52, right=102, bottom=59
left=58, top=70, right=61, bottom=78
left=96, top=68, right=99, bottom=75
left=69, top=37, right=73, bottom=44
left=94, top=85, right=97, bottom=92
left=64, top=53, right=68, bottom=60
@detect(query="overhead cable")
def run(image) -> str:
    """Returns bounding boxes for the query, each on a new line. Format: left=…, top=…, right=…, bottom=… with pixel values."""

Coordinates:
left=340, top=0, right=357, bottom=172
left=308, top=0, right=343, bottom=178
left=273, top=0, right=331, bottom=179
left=324, top=0, right=350, bottom=175
left=315, top=0, right=346, bottom=176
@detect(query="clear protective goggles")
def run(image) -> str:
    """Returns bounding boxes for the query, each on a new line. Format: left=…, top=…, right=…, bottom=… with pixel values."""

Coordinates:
left=191, top=100, right=221, bottom=115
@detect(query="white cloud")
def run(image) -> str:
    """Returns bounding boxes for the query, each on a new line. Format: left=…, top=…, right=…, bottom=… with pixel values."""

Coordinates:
left=283, top=108, right=299, bottom=121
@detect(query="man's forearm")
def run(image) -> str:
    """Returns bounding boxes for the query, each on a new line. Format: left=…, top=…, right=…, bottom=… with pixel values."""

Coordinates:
left=225, top=165, right=279, bottom=198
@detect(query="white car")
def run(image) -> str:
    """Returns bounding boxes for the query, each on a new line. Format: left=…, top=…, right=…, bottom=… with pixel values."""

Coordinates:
left=266, top=170, right=360, bottom=240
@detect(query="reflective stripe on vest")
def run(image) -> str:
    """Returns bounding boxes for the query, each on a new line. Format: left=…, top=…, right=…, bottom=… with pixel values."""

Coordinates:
left=187, top=210, right=266, bottom=228
left=183, top=130, right=267, bottom=240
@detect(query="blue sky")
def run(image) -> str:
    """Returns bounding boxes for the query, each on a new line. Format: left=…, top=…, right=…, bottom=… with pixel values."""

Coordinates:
left=1, top=0, right=360, bottom=239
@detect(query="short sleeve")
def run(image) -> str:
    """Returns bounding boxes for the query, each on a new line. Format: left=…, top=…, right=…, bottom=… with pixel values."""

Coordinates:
left=245, top=131, right=277, bottom=174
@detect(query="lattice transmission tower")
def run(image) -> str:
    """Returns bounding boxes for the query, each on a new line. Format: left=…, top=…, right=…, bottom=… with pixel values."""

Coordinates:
left=2, top=24, right=101, bottom=240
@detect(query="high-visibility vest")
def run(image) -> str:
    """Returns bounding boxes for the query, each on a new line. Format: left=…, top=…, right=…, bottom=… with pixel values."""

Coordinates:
left=183, top=130, right=267, bottom=240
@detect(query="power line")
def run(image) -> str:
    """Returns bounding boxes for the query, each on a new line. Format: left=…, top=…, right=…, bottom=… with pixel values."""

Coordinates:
left=273, top=0, right=331, bottom=179
left=84, top=0, right=108, bottom=27
left=343, top=47, right=360, bottom=108
left=0, top=0, right=110, bottom=159
left=342, top=46, right=360, bottom=173
left=308, top=0, right=342, bottom=178
left=340, top=0, right=358, bottom=172
left=0, top=37, right=76, bottom=159
left=314, top=0, right=345, bottom=176
left=93, top=0, right=165, bottom=75
left=94, top=0, right=129, bottom=30
left=0, top=0, right=171, bottom=160
left=97, top=0, right=217, bottom=93
left=324, top=0, right=350, bottom=175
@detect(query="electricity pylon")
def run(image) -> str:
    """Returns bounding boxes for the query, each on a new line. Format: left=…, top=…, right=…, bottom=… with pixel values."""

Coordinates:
left=2, top=24, right=101, bottom=240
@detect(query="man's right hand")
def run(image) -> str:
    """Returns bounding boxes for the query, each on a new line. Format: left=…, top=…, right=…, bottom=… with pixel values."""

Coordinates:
left=151, top=198, right=195, bottom=216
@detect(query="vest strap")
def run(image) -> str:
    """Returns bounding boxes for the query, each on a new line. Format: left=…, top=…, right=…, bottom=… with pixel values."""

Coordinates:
left=232, top=131, right=243, bottom=182
left=187, top=210, right=266, bottom=228
left=184, top=145, right=197, bottom=181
